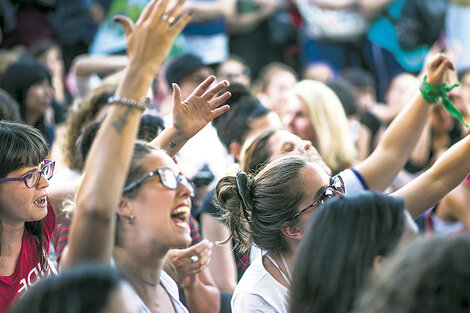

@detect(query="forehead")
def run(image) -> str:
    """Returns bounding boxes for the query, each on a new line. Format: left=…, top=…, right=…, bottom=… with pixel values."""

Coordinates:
left=284, top=95, right=306, bottom=112
left=300, top=162, right=330, bottom=192
left=140, top=150, right=178, bottom=173
left=220, top=60, right=244, bottom=72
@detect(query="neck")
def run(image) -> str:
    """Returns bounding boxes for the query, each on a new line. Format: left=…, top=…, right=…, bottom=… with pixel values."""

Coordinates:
left=113, top=247, right=163, bottom=291
left=24, top=111, right=41, bottom=126
left=0, top=221, right=25, bottom=276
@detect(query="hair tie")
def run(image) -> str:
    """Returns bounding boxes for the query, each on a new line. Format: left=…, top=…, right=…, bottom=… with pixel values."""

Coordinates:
left=236, top=170, right=254, bottom=221
left=420, top=75, right=468, bottom=128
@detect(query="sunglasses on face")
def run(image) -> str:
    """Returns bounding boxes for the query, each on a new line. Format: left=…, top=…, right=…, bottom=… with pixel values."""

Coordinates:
left=122, top=167, right=195, bottom=197
left=0, top=160, right=55, bottom=189
left=287, top=175, right=345, bottom=221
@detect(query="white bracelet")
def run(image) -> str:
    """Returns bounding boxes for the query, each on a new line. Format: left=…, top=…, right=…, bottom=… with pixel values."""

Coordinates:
left=107, top=96, right=152, bottom=111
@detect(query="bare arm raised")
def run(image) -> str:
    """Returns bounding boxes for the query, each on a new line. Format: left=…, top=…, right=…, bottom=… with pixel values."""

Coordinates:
left=355, top=54, right=454, bottom=192
left=62, top=0, right=191, bottom=268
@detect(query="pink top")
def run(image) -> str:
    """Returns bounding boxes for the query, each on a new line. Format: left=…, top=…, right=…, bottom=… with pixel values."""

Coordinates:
left=0, top=200, right=55, bottom=313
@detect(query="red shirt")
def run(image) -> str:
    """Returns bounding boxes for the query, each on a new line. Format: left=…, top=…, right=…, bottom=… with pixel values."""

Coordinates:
left=0, top=200, right=55, bottom=313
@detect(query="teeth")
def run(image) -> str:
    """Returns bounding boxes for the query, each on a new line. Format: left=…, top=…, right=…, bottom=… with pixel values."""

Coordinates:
left=34, top=197, right=46, bottom=205
left=171, top=206, right=190, bottom=220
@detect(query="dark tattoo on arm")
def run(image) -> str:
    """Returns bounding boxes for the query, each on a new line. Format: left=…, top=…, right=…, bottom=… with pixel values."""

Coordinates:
left=112, top=107, right=134, bottom=133
left=169, top=140, right=176, bottom=149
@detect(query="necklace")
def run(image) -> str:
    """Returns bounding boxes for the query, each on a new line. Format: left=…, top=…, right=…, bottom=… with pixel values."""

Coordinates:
left=122, top=265, right=158, bottom=286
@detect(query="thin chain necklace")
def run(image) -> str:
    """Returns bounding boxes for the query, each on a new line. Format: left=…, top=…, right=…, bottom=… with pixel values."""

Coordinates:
left=121, top=264, right=158, bottom=286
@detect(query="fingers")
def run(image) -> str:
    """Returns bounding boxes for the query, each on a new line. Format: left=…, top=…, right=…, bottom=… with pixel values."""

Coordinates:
left=192, top=76, right=217, bottom=97
left=150, top=0, right=171, bottom=27
left=211, top=105, right=230, bottom=119
left=209, top=91, right=231, bottom=109
left=169, top=10, right=192, bottom=33
left=172, top=83, right=182, bottom=106
left=136, top=0, right=158, bottom=25
left=202, top=80, right=230, bottom=101
left=113, top=15, right=134, bottom=38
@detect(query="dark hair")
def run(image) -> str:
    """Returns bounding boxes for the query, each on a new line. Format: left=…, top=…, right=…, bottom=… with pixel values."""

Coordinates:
left=216, top=155, right=308, bottom=253
left=0, top=121, right=49, bottom=270
left=77, top=115, right=165, bottom=172
left=327, top=79, right=358, bottom=117
left=340, top=67, right=376, bottom=90
left=0, top=59, right=52, bottom=142
left=289, top=192, right=406, bottom=313
left=0, top=88, right=21, bottom=122
left=355, top=235, right=470, bottom=313
left=212, top=82, right=270, bottom=149
left=29, top=39, right=60, bottom=60
left=8, top=263, right=127, bottom=313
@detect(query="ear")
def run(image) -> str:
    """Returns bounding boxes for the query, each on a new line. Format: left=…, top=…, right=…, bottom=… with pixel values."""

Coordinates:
left=281, top=223, right=303, bottom=241
left=372, top=255, right=385, bottom=273
left=229, top=142, right=242, bottom=161
left=116, top=197, right=133, bottom=219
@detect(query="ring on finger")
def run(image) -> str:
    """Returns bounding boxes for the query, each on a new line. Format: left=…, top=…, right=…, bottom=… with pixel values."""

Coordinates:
left=162, top=13, right=169, bottom=21
left=190, top=255, right=199, bottom=263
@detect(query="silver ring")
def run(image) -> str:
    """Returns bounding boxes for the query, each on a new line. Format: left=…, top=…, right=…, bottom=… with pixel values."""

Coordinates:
left=162, top=13, right=169, bottom=21
left=190, top=255, right=199, bottom=263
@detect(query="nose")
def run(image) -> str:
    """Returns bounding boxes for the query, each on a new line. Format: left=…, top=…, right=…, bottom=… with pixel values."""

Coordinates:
left=36, top=173, right=50, bottom=189
left=177, top=177, right=194, bottom=198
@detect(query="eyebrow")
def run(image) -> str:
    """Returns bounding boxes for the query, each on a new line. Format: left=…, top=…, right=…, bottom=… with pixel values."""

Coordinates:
left=20, top=168, right=38, bottom=177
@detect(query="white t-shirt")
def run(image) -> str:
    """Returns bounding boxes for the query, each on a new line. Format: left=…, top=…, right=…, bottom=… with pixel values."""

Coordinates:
left=232, top=254, right=289, bottom=313
left=338, top=168, right=368, bottom=194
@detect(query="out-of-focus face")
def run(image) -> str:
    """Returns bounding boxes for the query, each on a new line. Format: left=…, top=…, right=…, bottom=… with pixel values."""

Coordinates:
left=267, top=129, right=331, bottom=175
left=39, top=47, right=63, bottom=78
left=180, top=67, right=215, bottom=99
left=430, top=101, right=454, bottom=134
left=126, top=150, right=193, bottom=251
left=217, top=60, right=251, bottom=87
left=265, top=71, right=297, bottom=114
left=303, top=63, right=334, bottom=83
left=100, top=281, right=141, bottom=313
left=0, top=162, right=49, bottom=224
left=25, top=79, right=52, bottom=117
left=282, top=95, right=316, bottom=144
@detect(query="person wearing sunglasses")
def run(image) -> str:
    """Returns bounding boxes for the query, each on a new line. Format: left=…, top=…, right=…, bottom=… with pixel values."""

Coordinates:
left=0, top=121, right=71, bottom=311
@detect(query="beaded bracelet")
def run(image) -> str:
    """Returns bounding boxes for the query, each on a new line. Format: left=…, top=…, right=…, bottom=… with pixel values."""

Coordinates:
left=420, top=75, right=468, bottom=128
left=107, top=96, right=152, bottom=111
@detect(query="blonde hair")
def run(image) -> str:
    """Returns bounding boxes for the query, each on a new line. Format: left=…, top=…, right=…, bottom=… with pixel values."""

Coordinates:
left=290, top=80, right=356, bottom=174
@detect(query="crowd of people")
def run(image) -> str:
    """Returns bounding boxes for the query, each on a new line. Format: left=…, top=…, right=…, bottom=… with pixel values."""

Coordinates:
left=1, top=0, right=470, bottom=312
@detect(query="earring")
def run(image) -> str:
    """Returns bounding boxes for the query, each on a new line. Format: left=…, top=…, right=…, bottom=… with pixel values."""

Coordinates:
left=128, top=215, right=135, bottom=224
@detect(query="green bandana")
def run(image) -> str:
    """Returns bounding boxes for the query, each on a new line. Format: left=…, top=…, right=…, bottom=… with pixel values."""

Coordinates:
left=420, top=75, right=468, bottom=128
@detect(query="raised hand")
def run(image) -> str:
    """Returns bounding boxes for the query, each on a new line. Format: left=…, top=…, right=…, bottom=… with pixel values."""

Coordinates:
left=114, top=0, right=192, bottom=76
left=172, top=76, right=231, bottom=140
left=164, top=239, right=213, bottom=284
left=426, top=53, right=455, bottom=87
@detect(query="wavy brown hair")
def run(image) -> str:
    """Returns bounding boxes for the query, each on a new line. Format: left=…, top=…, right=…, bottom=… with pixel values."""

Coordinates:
left=62, top=84, right=116, bottom=170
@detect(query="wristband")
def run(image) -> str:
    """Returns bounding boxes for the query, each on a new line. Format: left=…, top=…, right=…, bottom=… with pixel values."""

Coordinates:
left=420, top=75, right=468, bottom=128
left=107, top=96, right=152, bottom=111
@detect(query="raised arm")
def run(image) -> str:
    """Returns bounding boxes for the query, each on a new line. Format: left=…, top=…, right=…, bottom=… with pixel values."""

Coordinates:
left=355, top=54, right=454, bottom=191
left=62, top=0, right=191, bottom=268
left=392, top=133, right=470, bottom=219
left=149, top=77, right=231, bottom=157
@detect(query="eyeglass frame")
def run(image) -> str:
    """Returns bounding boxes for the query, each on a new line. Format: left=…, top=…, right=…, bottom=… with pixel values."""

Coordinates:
left=122, top=167, right=195, bottom=197
left=286, top=175, right=345, bottom=222
left=0, top=160, right=56, bottom=189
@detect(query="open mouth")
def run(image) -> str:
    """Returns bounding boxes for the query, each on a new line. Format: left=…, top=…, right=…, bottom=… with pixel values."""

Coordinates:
left=171, top=206, right=190, bottom=226
left=34, top=196, right=47, bottom=207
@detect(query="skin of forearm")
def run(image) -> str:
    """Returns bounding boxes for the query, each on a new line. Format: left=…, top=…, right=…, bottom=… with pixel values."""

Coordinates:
left=394, top=134, right=470, bottom=218
left=357, top=93, right=431, bottom=191
left=183, top=276, right=221, bottom=313
left=358, top=0, right=393, bottom=19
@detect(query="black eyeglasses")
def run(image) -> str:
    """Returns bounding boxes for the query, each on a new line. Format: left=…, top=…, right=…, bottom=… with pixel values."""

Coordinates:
left=287, top=175, right=345, bottom=221
left=0, top=160, right=55, bottom=189
left=123, top=167, right=195, bottom=196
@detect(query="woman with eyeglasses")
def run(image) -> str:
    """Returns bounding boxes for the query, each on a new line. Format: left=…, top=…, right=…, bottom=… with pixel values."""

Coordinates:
left=0, top=121, right=66, bottom=311
left=217, top=54, right=470, bottom=312
left=59, top=1, right=230, bottom=313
